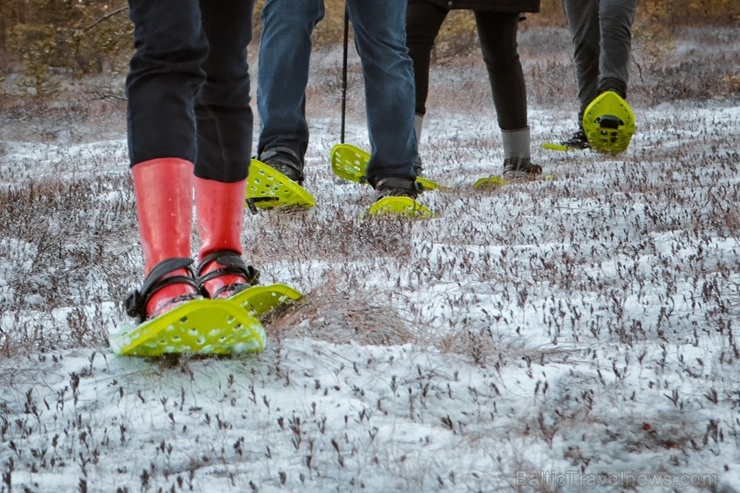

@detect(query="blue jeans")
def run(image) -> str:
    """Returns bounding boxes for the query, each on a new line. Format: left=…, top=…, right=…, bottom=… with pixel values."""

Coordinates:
left=127, top=0, right=255, bottom=182
left=257, top=0, right=419, bottom=185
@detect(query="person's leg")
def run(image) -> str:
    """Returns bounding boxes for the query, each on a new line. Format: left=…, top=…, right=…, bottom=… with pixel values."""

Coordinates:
left=475, top=12, right=530, bottom=155
left=194, top=0, right=257, bottom=299
left=126, top=0, right=206, bottom=166
left=257, top=0, right=325, bottom=162
left=562, top=0, right=600, bottom=117
left=406, top=0, right=448, bottom=138
left=597, top=0, right=638, bottom=97
left=348, top=0, right=418, bottom=188
left=405, top=0, right=448, bottom=175
left=475, top=11, right=540, bottom=178
left=475, top=11, right=527, bottom=132
left=195, top=0, right=255, bottom=183
left=125, top=0, right=206, bottom=321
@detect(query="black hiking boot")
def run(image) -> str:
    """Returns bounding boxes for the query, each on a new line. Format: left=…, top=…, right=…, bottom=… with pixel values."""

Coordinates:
left=374, top=177, right=423, bottom=201
left=257, top=146, right=305, bottom=185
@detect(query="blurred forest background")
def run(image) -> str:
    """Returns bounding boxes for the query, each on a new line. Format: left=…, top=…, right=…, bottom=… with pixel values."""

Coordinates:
left=0, top=0, right=738, bottom=99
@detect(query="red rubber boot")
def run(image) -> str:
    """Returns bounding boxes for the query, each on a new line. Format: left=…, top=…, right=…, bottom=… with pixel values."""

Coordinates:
left=194, top=177, right=258, bottom=299
left=125, top=158, right=199, bottom=322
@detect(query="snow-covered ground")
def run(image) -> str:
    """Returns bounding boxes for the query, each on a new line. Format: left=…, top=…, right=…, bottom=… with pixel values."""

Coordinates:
left=1, top=27, right=739, bottom=493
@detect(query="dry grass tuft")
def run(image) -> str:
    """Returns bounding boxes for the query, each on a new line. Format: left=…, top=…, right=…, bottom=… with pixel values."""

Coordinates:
left=268, top=279, right=418, bottom=347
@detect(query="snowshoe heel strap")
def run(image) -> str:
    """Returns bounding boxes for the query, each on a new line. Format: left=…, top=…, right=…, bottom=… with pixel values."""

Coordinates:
left=125, top=258, right=198, bottom=322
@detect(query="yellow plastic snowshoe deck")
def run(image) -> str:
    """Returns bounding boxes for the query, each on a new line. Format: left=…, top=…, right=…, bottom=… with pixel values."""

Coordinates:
left=473, top=176, right=510, bottom=188
left=111, top=299, right=266, bottom=357
left=229, top=283, right=303, bottom=318
left=365, top=196, right=436, bottom=219
left=582, top=91, right=636, bottom=154
left=330, top=143, right=442, bottom=191
left=473, top=173, right=554, bottom=188
left=246, top=159, right=316, bottom=210
left=541, top=142, right=570, bottom=152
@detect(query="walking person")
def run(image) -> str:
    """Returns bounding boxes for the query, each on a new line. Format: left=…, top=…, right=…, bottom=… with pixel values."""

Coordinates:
left=256, top=0, right=423, bottom=200
left=406, top=0, right=542, bottom=180
left=558, top=0, right=639, bottom=150
left=124, top=0, right=259, bottom=322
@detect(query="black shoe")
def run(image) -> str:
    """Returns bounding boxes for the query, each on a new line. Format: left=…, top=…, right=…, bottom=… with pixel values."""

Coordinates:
left=375, top=177, right=422, bottom=201
left=597, top=78, right=627, bottom=100
left=560, top=130, right=590, bottom=150
left=502, top=157, right=542, bottom=180
left=257, top=146, right=305, bottom=185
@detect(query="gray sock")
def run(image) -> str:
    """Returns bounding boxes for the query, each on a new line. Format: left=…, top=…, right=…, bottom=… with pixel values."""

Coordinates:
left=414, top=114, right=424, bottom=142
left=502, top=127, right=531, bottom=160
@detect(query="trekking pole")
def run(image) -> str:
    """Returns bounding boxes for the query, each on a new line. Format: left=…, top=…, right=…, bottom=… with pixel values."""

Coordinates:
left=340, top=4, right=349, bottom=144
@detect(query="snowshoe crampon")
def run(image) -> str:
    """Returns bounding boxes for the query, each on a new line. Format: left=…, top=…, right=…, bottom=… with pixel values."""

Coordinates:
left=582, top=91, right=636, bottom=154
left=330, top=143, right=442, bottom=191
left=111, top=299, right=266, bottom=357
left=246, top=159, right=315, bottom=211
left=365, top=196, right=436, bottom=219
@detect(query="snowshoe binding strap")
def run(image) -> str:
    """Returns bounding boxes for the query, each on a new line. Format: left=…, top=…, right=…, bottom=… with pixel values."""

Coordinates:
left=125, top=258, right=199, bottom=323
left=561, top=130, right=590, bottom=150
left=197, top=250, right=260, bottom=299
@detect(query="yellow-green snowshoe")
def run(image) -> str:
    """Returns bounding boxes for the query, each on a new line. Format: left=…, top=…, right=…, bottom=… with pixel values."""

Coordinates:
left=541, top=142, right=570, bottom=152
left=473, top=174, right=554, bottom=188
left=229, top=283, right=303, bottom=319
left=111, top=299, right=266, bottom=357
left=473, top=176, right=510, bottom=188
left=330, top=143, right=442, bottom=191
left=246, top=159, right=315, bottom=210
left=582, top=91, right=636, bottom=154
left=365, top=196, right=436, bottom=219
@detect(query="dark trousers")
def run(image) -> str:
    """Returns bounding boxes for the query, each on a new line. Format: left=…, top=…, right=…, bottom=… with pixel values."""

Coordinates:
left=406, top=1, right=527, bottom=131
left=562, top=0, right=638, bottom=116
left=126, top=0, right=255, bottom=182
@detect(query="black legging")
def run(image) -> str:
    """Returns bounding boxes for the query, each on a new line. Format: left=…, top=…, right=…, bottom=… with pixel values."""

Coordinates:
left=406, top=2, right=527, bottom=131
